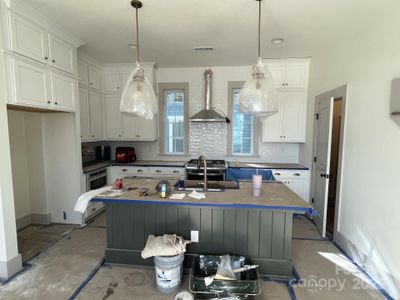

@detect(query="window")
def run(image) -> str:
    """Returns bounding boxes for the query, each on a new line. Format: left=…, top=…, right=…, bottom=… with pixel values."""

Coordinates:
left=227, top=82, right=258, bottom=156
left=159, top=83, right=189, bottom=155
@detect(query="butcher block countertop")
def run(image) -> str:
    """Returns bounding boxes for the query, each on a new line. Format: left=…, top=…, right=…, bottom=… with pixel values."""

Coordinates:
left=92, top=178, right=313, bottom=214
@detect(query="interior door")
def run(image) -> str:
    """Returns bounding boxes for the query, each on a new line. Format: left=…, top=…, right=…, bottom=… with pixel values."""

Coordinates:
left=313, top=96, right=334, bottom=237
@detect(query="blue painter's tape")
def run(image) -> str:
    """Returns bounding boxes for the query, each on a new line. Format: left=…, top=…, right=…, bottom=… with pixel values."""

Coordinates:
left=92, top=197, right=316, bottom=215
left=331, top=241, right=394, bottom=300
left=68, top=257, right=105, bottom=300
left=261, top=267, right=300, bottom=300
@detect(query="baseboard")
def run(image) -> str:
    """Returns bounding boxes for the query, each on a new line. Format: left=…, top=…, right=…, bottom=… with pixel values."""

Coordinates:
left=31, top=213, right=51, bottom=225
left=16, top=213, right=51, bottom=230
left=0, top=254, right=22, bottom=280
left=16, top=214, right=31, bottom=230
left=335, top=231, right=400, bottom=299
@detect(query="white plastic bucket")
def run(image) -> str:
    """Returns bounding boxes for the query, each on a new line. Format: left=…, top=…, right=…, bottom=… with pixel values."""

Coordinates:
left=154, top=253, right=184, bottom=294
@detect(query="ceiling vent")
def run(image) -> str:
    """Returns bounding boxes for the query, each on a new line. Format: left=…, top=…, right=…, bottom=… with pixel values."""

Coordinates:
left=193, top=46, right=215, bottom=51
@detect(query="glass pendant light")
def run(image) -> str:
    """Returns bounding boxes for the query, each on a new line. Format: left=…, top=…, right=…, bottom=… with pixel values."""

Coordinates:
left=238, top=0, right=278, bottom=118
left=120, top=0, right=158, bottom=120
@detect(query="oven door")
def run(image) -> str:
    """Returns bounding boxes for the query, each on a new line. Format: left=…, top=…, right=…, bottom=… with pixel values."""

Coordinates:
left=187, top=171, right=225, bottom=181
left=86, top=169, right=107, bottom=191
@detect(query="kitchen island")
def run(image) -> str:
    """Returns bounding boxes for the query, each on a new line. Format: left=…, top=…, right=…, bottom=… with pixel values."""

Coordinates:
left=92, top=178, right=313, bottom=279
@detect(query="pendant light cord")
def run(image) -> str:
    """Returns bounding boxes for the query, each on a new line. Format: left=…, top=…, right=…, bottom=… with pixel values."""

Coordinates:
left=257, top=0, right=262, bottom=59
left=135, top=6, right=140, bottom=66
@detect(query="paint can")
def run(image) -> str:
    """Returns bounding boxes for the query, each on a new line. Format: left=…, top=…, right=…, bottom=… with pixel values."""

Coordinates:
left=154, top=253, right=184, bottom=294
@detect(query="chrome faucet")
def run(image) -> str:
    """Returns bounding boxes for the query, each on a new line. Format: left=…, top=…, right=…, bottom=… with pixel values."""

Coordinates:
left=197, top=155, right=208, bottom=191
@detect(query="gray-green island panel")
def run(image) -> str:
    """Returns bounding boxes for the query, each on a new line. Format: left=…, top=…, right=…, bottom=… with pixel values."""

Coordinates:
left=92, top=178, right=313, bottom=279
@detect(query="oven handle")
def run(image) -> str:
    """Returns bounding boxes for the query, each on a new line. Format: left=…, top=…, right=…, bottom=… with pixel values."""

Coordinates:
left=87, top=170, right=107, bottom=181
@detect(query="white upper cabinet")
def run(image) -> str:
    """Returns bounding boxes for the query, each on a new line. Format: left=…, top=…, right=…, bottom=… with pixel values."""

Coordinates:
left=104, top=71, right=121, bottom=92
left=266, top=60, right=309, bottom=89
left=79, top=88, right=91, bottom=140
left=49, top=71, right=76, bottom=111
left=48, top=34, right=75, bottom=74
left=78, top=60, right=89, bottom=86
left=9, top=12, right=47, bottom=63
left=89, top=91, right=102, bottom=139
left=88, top=65, right=101, bottom=90
left=262, top=91, right=306, bottom=143
left=8, top=55, right=50, bottom=108
left=105, top=94, right=123, bottom=139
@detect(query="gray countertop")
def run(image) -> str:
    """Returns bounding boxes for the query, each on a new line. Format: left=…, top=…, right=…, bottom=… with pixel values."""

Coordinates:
left=111, top=160, right=187, bottom=167
left=227, top=162, right=309, bottom=170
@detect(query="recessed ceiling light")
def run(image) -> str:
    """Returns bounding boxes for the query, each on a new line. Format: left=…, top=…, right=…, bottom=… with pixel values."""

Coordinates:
left=193, top=46, right=215, bottom=51
left=128, top=43, right=137, bottom=48
left=271, top=38, right=284, bottom=44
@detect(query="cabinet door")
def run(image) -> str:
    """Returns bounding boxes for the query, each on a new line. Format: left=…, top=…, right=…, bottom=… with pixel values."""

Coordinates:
left=88, top=65, right=101, bottom=90
left=104, top=71, right=121, bottom=92
left=284, top=65, right=306, bottom=89
left=121, top=71, right=131, bottom=89
left=10, top=56, right=50, bottom=108
left=282, top=92, right=306, bottom=142
left=48, top=34, right=75, bottom=74
left=78, top=60, right=89, bottom=86
left=262, top=94, right=283, bottom=142
left=122, top=113, right=138, bottom=139
left=89, top=92, right=102, bottom=139
left=79, top=88, right=90, bottom=140
left=267, top=65, right=285, bottom=87
left=136, top=118, right=157, bottom=140
left=105, top=95, right=123, bottom=139
left=286, top=179, right=307, bottom=200
left=9, top=12, right=47, bottom=63
left=50, top=72, right=76, bottom=111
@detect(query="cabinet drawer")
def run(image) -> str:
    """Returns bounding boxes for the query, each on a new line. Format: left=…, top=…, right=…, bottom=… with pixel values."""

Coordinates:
left=271, top=170, right=307, bottom=179
left=148, top=167, right=185, bottom=176
left=113, top=166, right=148, bottom=176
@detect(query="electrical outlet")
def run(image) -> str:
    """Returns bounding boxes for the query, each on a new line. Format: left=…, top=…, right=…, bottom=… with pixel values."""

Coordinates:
left=191, top=230, right=199, bottom=243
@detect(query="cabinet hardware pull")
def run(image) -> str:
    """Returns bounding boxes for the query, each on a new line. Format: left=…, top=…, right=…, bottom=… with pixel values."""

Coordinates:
left=294, top=173, right=300, bottom=176
left=44, top=56, right=48, bottom=60
left=55, top=102, right=58, bottom=105
left=92, top=135, right=94, bottom=138
left=137, top=169, right=143, bottom=172
left=91, top=208, right=96, bottom=212
left=47, top=100, right=51, bottom=104
left=274, top=173, right=281, bottom=176
left=155, top=170, right=162, bottom=173
left=118, top=134, right=122, bottom=137
left=282, top=83, right=285, bottom=86
left=90, top=82, right=93, bottom=85
left=52, top=59, right=55, bottom=63
left=116, top=86, right=120, bottom=89
left=122, top=169, right=128, bottom=172
left=173, top=170, right=179, bottom=174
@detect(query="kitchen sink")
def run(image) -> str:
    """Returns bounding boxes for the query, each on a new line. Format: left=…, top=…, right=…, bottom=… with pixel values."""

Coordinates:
left=174, top=180, right=239, bottom=192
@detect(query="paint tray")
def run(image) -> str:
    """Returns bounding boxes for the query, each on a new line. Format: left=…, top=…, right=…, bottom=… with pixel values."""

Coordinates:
left=189, top=255, right=261, bottom=299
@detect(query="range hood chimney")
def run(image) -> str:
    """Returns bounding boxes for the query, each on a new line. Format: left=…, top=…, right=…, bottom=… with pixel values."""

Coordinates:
left=190, top=68, right=226, bottom=122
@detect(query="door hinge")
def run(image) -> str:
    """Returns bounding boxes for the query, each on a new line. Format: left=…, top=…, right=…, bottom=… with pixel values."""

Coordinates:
left=311, top=198, right=315, bottom=204
left=314, top=113, right=319, bottom=120
left=313, top=156, right=317, bottom=163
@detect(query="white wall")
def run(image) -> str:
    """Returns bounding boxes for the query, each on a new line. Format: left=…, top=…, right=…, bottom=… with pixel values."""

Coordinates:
left=7, top=111, right=31, bottom=220
left=112, top=66, right=299, bottom=162
left=299, top=2, right=400, bottom=297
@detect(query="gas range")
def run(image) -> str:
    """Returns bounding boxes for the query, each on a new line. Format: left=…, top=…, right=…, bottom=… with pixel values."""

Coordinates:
left=185, top=159, right=227, bottom=171
left=185, top=159, right=227, bottom=181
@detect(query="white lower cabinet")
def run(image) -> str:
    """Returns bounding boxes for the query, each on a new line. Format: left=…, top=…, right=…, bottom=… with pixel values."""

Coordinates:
left=272, top=169, right=310, bottom=202
left=262, top=91, right=306, bottom=143
left=110, top=166, right=185, bottom=182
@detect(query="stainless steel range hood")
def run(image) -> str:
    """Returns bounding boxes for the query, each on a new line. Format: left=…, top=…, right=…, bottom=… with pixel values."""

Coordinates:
left=190, top=68, right=226, bottom=122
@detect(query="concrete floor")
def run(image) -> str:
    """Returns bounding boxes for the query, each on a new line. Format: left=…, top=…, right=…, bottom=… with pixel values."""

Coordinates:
left=0, top=213, right=386, bottom=300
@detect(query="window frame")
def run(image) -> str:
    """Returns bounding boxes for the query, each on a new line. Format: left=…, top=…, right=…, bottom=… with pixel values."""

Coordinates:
left=227, top=81, right=259, bottom=157
left=158, top=82, right=189, bottom=155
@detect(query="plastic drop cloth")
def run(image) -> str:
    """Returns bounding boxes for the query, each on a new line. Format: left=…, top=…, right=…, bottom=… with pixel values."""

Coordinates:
left=141, top=234, right=191, bottom=259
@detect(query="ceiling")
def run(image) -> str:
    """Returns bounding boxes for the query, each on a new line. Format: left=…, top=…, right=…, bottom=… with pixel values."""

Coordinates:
left=23, top=0, right=381, bottom=67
